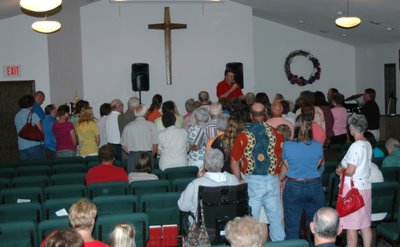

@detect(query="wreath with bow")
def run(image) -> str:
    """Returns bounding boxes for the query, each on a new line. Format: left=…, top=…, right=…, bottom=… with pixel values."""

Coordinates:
left=284, top=50, right=321, bottom=86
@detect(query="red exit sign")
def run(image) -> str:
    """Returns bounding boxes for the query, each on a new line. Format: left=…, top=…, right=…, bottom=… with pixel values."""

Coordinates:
left=3, top=65, right=21, bottom=77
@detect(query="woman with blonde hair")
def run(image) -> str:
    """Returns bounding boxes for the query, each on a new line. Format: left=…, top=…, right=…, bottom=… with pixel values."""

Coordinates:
left=109, top=224, right=136, bottom=247
left=76, top=106, right=100, bottom=157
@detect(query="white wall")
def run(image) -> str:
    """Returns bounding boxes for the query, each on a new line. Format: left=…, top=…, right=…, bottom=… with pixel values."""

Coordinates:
left=355, top=43, right=400, bottom=113
left=253, top=16, right=356, bottom=104
left=81, top=0, right=254, bottom=116
left=0, top=14, right=51, bottom=104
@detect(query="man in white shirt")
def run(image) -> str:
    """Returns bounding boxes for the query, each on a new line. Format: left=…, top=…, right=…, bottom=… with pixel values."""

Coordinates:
left=106, top=99, right=123, bottom=162
left=121, top=105, right=159, bottom=172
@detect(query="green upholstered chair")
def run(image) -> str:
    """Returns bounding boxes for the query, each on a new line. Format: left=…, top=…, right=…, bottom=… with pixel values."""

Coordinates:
left=130, top=179, right=170, bottom=196
left=50, top=172, right=86, bottom=185
left=0, top=201, right=42, bottom=223
left=266, top=239, right=309, bottom=247
left=163, top=166, right=198, bottom=181
left=16, top=165, right=50, bottom=177
left=88, top=181, right=129, bottom=199
left=170, top=177, right=195, bottom=192
left=376, top=186, right=400, bottom=247
left=140, top=192, right=181, bottom=226
left=42, top=197, right=87, bottom=220
left=51, top=163, right=86, bottom=174
left=94, top=213, right=149, bottom=247
left=44, top=184, right=87, bottom=200
left=381, top=167, right=400, bottom=182
left=11, top=175, right=49, bottom=188
left=0, top=177, right=10, bottom=190
left=0, top=167, right=15, bottom=179
left=0, top=221, right=37, bottom=247
left=0, top=186, right=43, bottom=203
left=53, top=156, right=84, bottom=165
left=37, top=218, right=70, bottom=244
left=93, top=194, right=139, bottom=215
left=371, top=181, right=399, bottom=223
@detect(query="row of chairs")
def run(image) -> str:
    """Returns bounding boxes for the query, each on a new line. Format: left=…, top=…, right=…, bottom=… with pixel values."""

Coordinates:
left=0, top=156, right=99, bottom=168
left=0, top=178, right=194, bottom=204
left=0, top=164, right=198, bottom=180
left=0, top=212, right=150, bottom=247
left=0, top=192, right=181, bottom=225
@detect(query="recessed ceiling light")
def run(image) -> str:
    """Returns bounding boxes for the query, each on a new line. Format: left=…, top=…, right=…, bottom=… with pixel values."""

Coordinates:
left=341, top=33, right=347, bottom=37
left=299, top=20, right=304, bottom=24
left=369, top=20, right=381, bottom=25
left=386, top=27, right=393, bottom=31
left=337, top=11, right=343, bottom=15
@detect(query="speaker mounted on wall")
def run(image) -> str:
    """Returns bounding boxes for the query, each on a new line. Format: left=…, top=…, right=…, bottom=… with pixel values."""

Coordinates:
left=226, top=62, right=243, bottom=89
left=131, top=63, right=150, bottom=91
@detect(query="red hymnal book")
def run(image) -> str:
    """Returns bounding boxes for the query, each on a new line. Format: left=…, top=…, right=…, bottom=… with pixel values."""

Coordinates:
left=161, top=224, right=178, bottom=247
left=147, top=225, right=162, bottom=247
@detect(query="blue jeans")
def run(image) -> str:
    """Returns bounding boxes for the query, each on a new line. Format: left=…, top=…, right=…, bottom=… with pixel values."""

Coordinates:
left=245, top=175, right=285, bottom=241
left=19, top=144, right=44, bottom=160
left=283, top=180, right=325, bottom=241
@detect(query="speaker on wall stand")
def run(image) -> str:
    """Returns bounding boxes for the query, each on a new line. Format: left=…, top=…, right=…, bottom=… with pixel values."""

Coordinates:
left=226, top=62, right=243, bottom=89
left=132, top=63, right=150, bottom=104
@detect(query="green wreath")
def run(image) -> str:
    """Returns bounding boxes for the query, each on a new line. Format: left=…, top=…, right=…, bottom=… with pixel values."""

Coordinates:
left=284, top=50, right=321, bottom=86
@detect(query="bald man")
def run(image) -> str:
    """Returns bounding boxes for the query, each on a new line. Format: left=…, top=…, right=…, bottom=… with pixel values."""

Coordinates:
left=310, top=207, right=342, bottom=247
left=106, top=99, right=124, bottom=162
left=230, top=103, right=285, bottom=241
left=118, top=96, right=140, bottom=135
left=266, top=102, right=294, bottom=139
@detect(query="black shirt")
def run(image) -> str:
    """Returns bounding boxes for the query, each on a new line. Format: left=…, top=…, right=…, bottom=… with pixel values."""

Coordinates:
left=361, top=100, right=380, bottom=130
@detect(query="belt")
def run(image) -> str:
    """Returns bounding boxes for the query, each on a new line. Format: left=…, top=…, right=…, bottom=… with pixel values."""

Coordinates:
left=287, top=177, right=320, bottom=181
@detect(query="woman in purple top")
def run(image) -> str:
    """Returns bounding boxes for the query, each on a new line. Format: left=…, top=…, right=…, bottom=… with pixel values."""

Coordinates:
left=53, top=105, right=77, bottom=158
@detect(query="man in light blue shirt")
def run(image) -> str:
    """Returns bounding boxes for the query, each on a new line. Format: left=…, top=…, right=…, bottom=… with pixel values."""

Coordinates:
left=42, top=104, right=57, bottom=160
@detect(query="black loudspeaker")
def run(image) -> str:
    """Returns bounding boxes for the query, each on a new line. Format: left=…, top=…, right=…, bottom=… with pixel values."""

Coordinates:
left=131, top=63, right=149, bottom=91
left=226, top=62, right=243, bottom=89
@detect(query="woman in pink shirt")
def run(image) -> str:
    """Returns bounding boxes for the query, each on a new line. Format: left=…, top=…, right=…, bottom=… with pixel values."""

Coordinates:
left=53, top=105, right=77, bottom=157
left=330, top=93, right=348, bottom=144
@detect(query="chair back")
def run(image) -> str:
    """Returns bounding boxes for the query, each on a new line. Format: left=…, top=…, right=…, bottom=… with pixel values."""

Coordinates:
left=140, top=192, right=181, bottom=226
left=381, top=167, right=400, bottom=182
left=130, top=179, right=170, bottom=195
left=50, top=172, right=86, bottom=185
left=38, top=218, right=70, bottom=243
left=42, top=197, right=87, bottom=220
left=0, top=221, right=37, bottom=247
left=266, top=239, right=309, bottom=247
left=163, top=166, right=198, bottom=180
left=94, top=213, right=149, bottom=247
left=372, top=181, right=399, bottom=221
left=44, top=184, right=87, bottom=200
left=197, top=184, right=250, bottom=245
left=88, top=181, right=129, bottom=198
left=170, top=177, right=195, bottom=192
left=16, top=165, right=50, bottom=177
left=93, top=194, right=139, bottom=215
left=52, top=163, right=86, bottom=174
left=0, top=201, right=42, bottom=223
left=12, top=175, right=49, bottom=188
left=0, top=186, right=43, bottom=203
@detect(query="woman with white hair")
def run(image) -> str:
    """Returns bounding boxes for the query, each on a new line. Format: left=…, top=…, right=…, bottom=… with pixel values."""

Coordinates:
left=225, top=216, right=263, bottom=247
left=186, top=107, right=210, bottom=169
left=336, top=114, right=372, bottom=247
left=178, top=148, right=239, bottom=216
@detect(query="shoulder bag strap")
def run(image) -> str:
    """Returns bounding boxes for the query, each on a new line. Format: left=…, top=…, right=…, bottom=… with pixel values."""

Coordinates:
left=338, top=170, right=346, bottom=196
left=199, top=199, right=207, bottom=228
left=26, top=112, right=33, bottom=124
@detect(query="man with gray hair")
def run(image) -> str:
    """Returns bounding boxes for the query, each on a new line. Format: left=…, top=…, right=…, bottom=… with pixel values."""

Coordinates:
left=121, top=105, right=159, bottom=172
left=178, top=148, right=239, bottom=216
left=204, top=102, right=223, bottom=142
left=382, top=137, right=400, bottom=168
left=118, top=96, right=139, bottom=135
left=310, top=207, right=342, bottom=247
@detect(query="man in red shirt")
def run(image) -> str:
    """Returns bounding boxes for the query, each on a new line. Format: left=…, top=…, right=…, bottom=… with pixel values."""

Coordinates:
left=216, top=68, right=243, bottom=100
left=86, top=144, right=128, bottom=185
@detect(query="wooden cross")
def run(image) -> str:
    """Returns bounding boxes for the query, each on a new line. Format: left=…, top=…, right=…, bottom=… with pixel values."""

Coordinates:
left=148, top=7, right=187, bottom=85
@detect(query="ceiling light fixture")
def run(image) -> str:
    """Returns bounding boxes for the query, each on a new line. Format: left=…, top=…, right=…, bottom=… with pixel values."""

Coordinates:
left=386, top=27, right=393, bottom=31
left=335, top=0, right=361, bottom=29
left=32, top=19, right=61, bottom=34
left=20, top=0, right=62, bottom=12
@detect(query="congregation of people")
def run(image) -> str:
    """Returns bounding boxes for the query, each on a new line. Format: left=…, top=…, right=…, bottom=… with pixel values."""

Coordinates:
left=12, top=68, right=400, bottom=247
